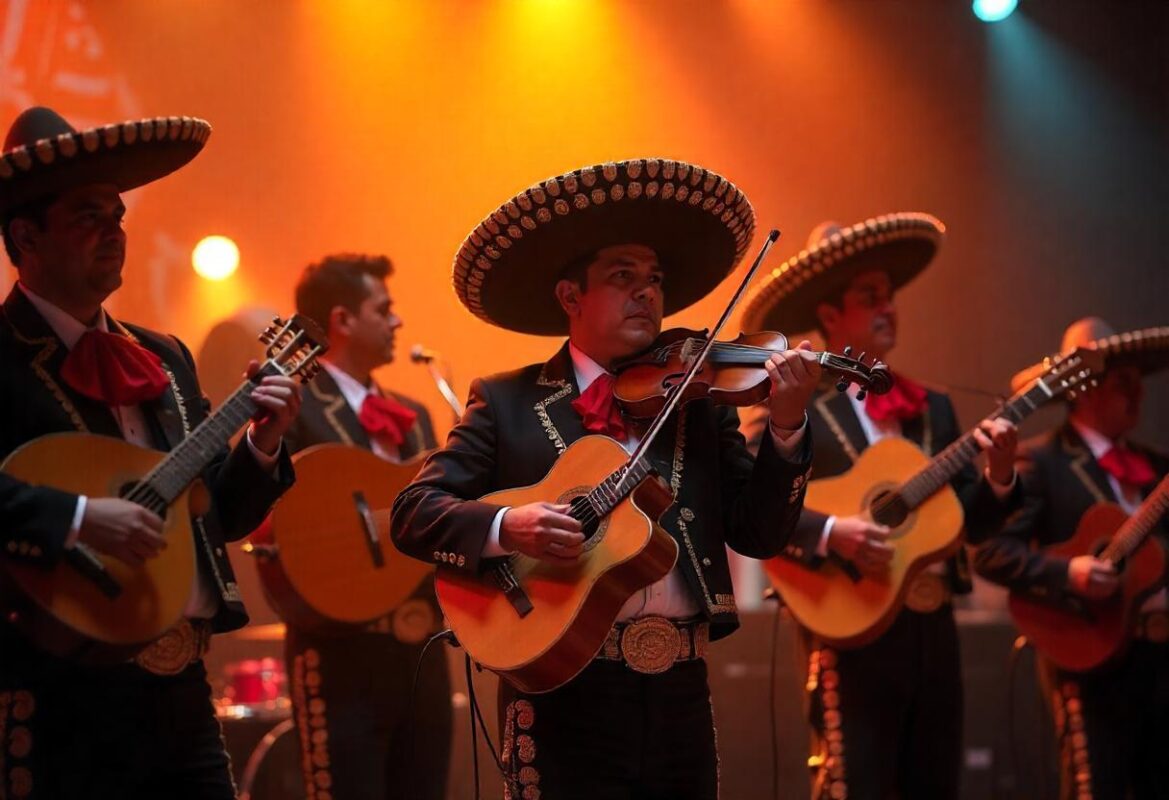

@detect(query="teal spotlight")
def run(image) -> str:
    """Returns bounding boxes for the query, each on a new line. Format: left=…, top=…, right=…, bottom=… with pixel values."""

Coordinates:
left=973, top=0, right=1018, bottom=23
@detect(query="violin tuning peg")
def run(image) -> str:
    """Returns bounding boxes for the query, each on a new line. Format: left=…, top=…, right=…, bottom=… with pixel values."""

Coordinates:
left=857, top=351, right=867, bottom=364
left=856, top=389, right=867, bottom=401
left=843, top=345, right=853, bottom=357
left=835, top=379, right=849, bottom=393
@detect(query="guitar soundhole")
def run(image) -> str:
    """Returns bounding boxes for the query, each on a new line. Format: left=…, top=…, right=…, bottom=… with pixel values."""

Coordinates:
left=869, top=490, right=909, bottom=528
left=560, top=487, right=609, bottom=552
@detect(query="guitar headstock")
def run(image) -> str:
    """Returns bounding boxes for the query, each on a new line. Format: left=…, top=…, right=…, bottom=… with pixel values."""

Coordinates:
left=1034, top=346, right=1107, bottom=401
left=823, top=346, right=894, bottom=399
left=258, top=315, right=330, bottom=384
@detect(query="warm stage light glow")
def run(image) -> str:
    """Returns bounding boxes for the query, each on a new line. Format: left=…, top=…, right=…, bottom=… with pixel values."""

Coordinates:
left=192, top=235, right=240, bottom=281
left=973, top=0, right=1018, bottom=23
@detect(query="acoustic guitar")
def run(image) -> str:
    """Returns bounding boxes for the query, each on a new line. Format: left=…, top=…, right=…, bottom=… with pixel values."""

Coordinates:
left=0, top=316, right=326, bottom=662
left=1010, top=473, right=1169, bottom=672
left=250, top=444, right=435, bottom=630
left=765, top=348, right=1105, bottom=648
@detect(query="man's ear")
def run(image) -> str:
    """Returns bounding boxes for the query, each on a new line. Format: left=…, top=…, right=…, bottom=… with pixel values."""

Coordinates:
left=328, top=305, right=353, bottom=337
left=555, top=279, right=582, bottom=317
left=815, top=301, right=839, bottom=335
left=7, top=218, right=40, bottom=263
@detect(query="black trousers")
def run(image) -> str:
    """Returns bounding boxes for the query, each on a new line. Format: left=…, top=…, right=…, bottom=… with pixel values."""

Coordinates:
left=285, top=627, right=452, bottom=800
left=801, top=606, right=964, bottom=800
left=1042, top=638, right=1169, bottom=800
left=0, top=624, right=234, bottom=800
left=496, top=658, right=719, bottom=800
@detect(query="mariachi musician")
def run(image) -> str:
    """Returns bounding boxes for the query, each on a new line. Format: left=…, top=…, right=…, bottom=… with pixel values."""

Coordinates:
left=276, top=253, right=452, bottom=800
left=975, top=318, right=1169, bottom=800
left=740, top=215, right=1021, bottom=800
left=391, top=158, right=821, bottom=799
left=0, top=107, right=298, bottom=799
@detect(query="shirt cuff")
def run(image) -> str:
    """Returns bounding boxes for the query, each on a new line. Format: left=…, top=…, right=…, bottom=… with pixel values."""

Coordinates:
left=482, top=506, right=513, bottom=558
left=246, top=426, right=281, bottom=473
left=816, top=515, right=835, bottom=558
left=768, top=414, right=808, bottom=461
left=64, top=495, right=87, bottom=549
left=985, top=466, right=1017, bottom=500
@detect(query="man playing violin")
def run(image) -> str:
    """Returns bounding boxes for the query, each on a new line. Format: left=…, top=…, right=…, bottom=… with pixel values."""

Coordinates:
left=0, top=107, right=299, bottom=798
left=975, top=318, right=1169, bottom=800
left=392, top=159, right=820, bottom=800
left=277, top=253, right=452, bottom=800
left=740, top=214, right=1020, bottom=800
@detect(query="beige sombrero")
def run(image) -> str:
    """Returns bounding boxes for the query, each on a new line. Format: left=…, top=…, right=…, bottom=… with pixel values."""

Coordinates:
left=0, top=106, right=210, bottom=216
left=1009, top=317, right=1169, bottom=393
left=451, top=158, right=756, bottom=335
left=740, top=212, right=945, bottom=335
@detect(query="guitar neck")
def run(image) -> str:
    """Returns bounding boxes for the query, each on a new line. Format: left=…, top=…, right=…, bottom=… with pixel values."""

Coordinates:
left=137, top=363, right=279, bottom=506
left=1101, top=474, right=1169, bottom=563
left=897, top=379, right=1052, bottom=510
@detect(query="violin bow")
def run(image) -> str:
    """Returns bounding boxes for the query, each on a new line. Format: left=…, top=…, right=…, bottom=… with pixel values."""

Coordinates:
left=615, top=229, right=782, bottom=494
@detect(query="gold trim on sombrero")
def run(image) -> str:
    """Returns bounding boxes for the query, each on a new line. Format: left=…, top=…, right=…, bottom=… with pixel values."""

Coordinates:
left=0, top=116, right=210, bottom=181
left=1009, top=326, right=1169, bottom=393
left=740, top=212, right=945, bottom=335
left=452, top=158, right=755, bottom=334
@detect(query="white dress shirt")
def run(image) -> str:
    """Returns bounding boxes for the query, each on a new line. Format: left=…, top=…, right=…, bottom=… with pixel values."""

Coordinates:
left=484, top=342, right=807, bottom=622
left=319, top=360, right=402, bottom=462
left=19, top=283, right=277, bottom=619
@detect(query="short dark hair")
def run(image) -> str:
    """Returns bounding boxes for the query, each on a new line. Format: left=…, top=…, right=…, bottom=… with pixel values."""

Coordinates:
left=558, top=249, right=597, bottom=293
left=2, top=194, right=58, bottom=268
left=295, top=253, right=393, bottom=331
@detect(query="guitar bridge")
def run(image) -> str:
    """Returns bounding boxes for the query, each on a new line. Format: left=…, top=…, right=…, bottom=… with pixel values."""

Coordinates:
left=493, top=561, right=533, bottom=618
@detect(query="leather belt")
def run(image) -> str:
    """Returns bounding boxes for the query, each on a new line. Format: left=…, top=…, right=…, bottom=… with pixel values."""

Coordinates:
left=597, top=616, right=709, bottom=674
left=904, top=572, right=952, bottom=614
left=1135, top=610, right=1169, bottom=644
left=134, top=618, right=212, bottom=676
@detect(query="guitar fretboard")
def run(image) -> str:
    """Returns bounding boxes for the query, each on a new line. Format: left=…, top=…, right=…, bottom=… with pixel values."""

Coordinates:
left=1101, top=474, right=1169, bottom=563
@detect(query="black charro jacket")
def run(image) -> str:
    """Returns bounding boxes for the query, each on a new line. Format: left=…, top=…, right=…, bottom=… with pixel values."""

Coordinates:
left=391, top=342, right=814, bottom=641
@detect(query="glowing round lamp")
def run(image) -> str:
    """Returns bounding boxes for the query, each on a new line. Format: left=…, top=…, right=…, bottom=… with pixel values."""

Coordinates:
left=973, top=0, right=1018, bottom=23
left=192, top=235, right=240, bottom=281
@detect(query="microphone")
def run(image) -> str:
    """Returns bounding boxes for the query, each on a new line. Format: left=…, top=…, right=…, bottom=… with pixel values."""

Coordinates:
left=410, top=344, right=439, bottom=364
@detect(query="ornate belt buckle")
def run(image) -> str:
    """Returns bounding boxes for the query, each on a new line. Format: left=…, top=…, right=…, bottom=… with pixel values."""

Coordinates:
left=1141, top=610, right=1169, bottom=644
left=135, top=619, right=200, bottom=676
left=619, top=616, right=681, bottom=674
left=391, top=598, right=439, bottom=645
left=905, top=573, right=947, bottom=614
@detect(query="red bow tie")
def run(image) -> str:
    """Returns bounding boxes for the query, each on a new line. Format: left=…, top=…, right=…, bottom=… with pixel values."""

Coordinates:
left=865, top=372, right=928, bottom=423
left=358, top=393, right=417, bottom=446
left=60, top=328, right=169, bottom=406
left=1098, top=446, right=1156, bottom=490
left=571, top=373, right=628, bottom=441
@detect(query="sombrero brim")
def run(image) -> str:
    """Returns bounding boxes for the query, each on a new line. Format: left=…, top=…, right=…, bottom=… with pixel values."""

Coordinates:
left=740, top=213, right=945, bottom=335
left=452, top=158, right=755, bottom=335
left=1009, top=326, right=1169, bottom=393
left=0, top=116, right=210, bottom=216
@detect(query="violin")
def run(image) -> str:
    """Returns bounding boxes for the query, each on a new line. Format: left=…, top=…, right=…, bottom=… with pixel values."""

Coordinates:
left=613, top=327, right=893, bottom=419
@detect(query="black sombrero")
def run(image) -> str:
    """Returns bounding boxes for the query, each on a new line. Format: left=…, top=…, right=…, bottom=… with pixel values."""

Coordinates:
left=0, top=106, right=210, bottom=216
left=1009, top=318, right=1169, bottom=393
left=451, top=158, right=756, bottom=335
left=740, top=212, right=945, bottom=335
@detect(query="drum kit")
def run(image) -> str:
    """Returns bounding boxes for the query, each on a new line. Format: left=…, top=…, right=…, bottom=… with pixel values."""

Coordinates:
left=214, top=624, right=304, bottom=800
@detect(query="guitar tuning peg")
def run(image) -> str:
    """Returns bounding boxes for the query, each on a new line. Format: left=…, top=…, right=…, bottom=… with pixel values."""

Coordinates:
left=856, top=389, right=867, bottom=401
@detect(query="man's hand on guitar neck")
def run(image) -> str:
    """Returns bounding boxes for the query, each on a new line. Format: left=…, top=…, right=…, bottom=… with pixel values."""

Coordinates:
left=827, top=516, right=893, bottom=578
left=1068, top=555, right=1120, bottom=599
left=499, top=502, right=586, bottom=563
left=78, top=498, right=166, bottom=566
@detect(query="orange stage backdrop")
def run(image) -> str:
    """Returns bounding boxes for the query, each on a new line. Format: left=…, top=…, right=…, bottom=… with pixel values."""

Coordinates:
left=2, top=0, right=1166, bottom=445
